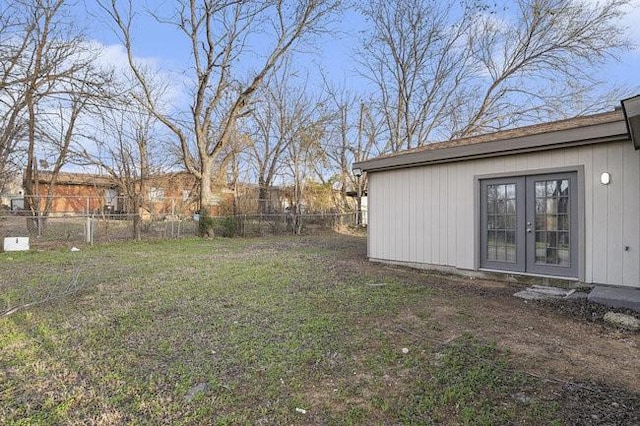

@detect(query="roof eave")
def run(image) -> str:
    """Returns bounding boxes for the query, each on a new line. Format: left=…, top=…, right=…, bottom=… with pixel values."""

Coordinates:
left=355, top=120, right=629, bottom=173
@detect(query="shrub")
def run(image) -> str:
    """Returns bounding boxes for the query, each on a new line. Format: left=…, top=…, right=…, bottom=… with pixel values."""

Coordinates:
left=215, top=216, right=237, bottom=238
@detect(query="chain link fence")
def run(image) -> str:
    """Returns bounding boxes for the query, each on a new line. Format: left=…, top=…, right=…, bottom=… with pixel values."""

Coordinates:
left=0, top=202, right=360, bottom=249
left=217, top=212, right=358, bottom=237
left=0, top=213, right=198, bottom=247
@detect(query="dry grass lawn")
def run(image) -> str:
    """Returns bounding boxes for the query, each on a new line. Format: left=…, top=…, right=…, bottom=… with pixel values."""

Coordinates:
left=1, top=234, right=638, bottom=424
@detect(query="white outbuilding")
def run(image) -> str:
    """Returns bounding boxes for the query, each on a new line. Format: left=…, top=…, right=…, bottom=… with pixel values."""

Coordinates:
left=354, top=99, right=640, bottom=289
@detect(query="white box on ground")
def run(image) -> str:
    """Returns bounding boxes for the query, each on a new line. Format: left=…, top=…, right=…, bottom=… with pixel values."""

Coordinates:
left=4, top=237, right=30, bottom=252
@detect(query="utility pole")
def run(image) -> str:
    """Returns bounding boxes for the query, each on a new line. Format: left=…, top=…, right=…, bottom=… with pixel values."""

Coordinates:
left=355, top=102, right=364, bottom=226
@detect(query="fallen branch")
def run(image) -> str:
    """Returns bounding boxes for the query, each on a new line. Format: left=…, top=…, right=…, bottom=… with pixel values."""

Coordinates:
left=2, top=258, right=85, bottom=317
left=2, top=286, right=80, bottom=317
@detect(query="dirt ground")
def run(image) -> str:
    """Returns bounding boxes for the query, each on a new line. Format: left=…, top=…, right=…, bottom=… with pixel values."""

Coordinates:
left=330, top=234, right=640, bottom=423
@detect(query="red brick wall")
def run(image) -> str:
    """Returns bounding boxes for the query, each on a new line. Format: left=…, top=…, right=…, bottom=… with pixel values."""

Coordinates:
left=36, top=184, right=107, bottom=214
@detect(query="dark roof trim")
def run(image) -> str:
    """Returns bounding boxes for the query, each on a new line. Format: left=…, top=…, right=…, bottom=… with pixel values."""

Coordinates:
left=621, top=95, right=640, bottom=150
left=354, top=118, right=629, bottom=173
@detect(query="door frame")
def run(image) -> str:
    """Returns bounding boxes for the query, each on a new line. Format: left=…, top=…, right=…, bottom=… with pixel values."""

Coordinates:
left=524, top=172, right=579, bottom=277
left=479, top=176, right=526, bottom=272
left=474, top=166, right=585, bottom=281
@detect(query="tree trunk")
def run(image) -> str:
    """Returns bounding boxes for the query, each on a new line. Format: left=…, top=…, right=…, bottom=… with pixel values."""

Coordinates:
left=258, top=184, right=269, bottom=215
left=200, top=170, right=213, bottom=212
left=132, top=194, right=142, bottom=241
left=24, top=88, right=37, bottom=234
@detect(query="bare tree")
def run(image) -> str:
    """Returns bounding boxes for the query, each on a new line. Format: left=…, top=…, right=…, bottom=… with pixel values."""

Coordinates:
left=99, top=0, right=341, bottom=213
left=218, top=121, right=250, bottom=216
left=358, top=0, right=632, bottom=151
left=322, top=80, right=384, bottom=212
left=358, top=0, right=477, bottom=151
left=454, top=0, right=631, bottom=137
left=349, top=101, right=384, bottom=225
left=246, top=61, right=331, bottom=225
left=4, top=0, right=111, bottom=233
left=246, top=61, right=301, bottom=215
left=74, top=101, right=168, bottom=240
left=325, top=99, right=353, bottom=210
left=0, top=6, right=34, bottom=193
left=282, top=91, right=330, bottom=234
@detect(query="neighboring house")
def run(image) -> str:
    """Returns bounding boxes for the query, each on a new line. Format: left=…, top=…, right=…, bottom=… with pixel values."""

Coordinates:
left=0, top=173, right=24, bottom=211
left=28, top=171, right=116, bottom=214
left=25, top=170, right=233, bottom=217
left=144, top=172, right=234, bottom=216
left=234, top=183, right=333, bottom=215
left=353, top=102, right=640, bottom=289
left=143, top=172, right=199, bottom=216
left=231, top=183, right=290, bottom=214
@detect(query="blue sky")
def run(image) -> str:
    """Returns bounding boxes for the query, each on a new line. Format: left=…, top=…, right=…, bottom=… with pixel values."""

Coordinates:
left=79, top=0, right=640, bottom=104
left=81, top=2, right=373, bottom=95
left=40, top=0, right=639, bottom=176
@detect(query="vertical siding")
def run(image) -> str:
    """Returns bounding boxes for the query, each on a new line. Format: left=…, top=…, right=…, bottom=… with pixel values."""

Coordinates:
left=367, top=140, right=640, bottom=288
left=388, top=171, right=397, bottom=260
left=578, top=146, right=594, bottom=283
left=390, top=170, right=397, bottom=260
left=423, top=167, right=433, bottom=262
left=439, top=166, right=449, bottom=264
left=454, top=162, right=476, bottom=268
left=591, top=146, right=609, bottom=283
left=415, top=167, right=425, bottom=262
left=606, top=144, right=624, bottom=284
left=400, top=169, right=411, bottom=261
left=409, top=168, right=418, bottom=262
left=622, top=148, right=640, bottom=286
left=430, top=167, right=440, bottom=263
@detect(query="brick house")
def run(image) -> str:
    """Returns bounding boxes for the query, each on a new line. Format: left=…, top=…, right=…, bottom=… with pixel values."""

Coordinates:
left=24, top=170, right=233, bottom=217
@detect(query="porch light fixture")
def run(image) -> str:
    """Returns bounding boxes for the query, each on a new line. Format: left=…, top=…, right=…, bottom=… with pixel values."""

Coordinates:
left=621, top=95, right=640, bottom=150
left=352, top=167, right=362, bottom=177
left=600, top=172, right=611, bottom=185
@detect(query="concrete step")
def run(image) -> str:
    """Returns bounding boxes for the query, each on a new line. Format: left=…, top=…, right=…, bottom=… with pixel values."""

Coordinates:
left=588, top=286, right=640, bottom=313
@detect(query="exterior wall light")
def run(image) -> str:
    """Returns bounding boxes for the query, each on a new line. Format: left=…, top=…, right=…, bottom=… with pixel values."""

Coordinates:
left=352, top=167, right=362, bottom=177
left=600, top=172, right=611, bottom=185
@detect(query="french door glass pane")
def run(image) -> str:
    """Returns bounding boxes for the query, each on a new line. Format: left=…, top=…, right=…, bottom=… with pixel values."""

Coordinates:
left=534, top=179, right=570, bottom=266
left=486, top=183, right=517, bottom=263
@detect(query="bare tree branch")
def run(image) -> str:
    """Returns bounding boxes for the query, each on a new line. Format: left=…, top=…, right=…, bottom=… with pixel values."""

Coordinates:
left=99, top=0, right=341, bottom=212
left=358, top=0, right=633, bottom=152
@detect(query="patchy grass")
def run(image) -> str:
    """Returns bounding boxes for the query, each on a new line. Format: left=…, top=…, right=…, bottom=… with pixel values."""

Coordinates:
left=0, top=235, right=619, bottom=424
left=397, top=335, right=558, bottom=425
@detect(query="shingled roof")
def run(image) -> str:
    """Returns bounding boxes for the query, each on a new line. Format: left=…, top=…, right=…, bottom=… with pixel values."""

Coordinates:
left=354, top=110, right=629, bottom=172
left=34, top=171, right=114, bottom=187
